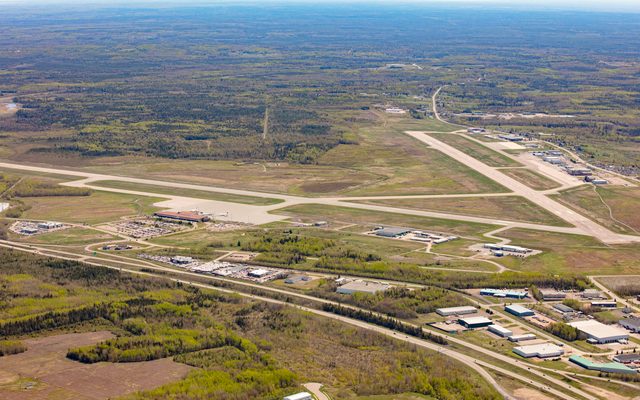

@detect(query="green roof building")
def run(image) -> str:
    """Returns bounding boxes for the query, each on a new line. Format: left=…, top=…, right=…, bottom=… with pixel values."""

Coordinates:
left=569, top=355, right=637, bottom=375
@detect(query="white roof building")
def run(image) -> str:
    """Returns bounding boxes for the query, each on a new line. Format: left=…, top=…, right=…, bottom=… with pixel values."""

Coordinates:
left=569, top=320, right=629, bottom=344
left=436, top=306, right=477, bottom=316
left=488, top=324, right=513, bottom=337
left=513, top=343, right=564, bottom=358
left=284, top=392, right=313, bottom=400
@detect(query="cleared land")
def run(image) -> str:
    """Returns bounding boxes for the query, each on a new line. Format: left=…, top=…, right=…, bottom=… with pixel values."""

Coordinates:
left=19, top=227, right=118, bottom=246
left=552, top=186, right=640, bottom=235
left=352, top=196, right=571, bottom=227
left=0, top=331, right=193, bottom=400
left=500, top=168, right=562, bottom=191
left=272, top=203, right=498, bottom=238
left=426, top=133, right=522, bottom=168
left=90, top=180, right=283, bottom=205
left=497, top=228, right=640, bottom=275
left=81, top=117, right=506, bottom=197
left=21, top=191, right=164, bottom=225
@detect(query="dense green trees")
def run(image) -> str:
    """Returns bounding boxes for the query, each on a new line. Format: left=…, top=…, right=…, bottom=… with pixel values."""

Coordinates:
left=545, top=322, right=580, bottom=341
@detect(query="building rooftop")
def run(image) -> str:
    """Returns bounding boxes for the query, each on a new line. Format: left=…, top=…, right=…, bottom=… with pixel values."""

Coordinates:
left=459, top=316, right=492, bottom=325
left=284, top=392, right=313, bottom=400
left=569, top=320, right=629, bottom=339
left=505, top=304, right=533, bottom=314
left=374, top=227, right=412, bottom=237
left=436, top=306, right=477, bottom=314
left=337, top=280, right=390, bottom=294
left=569, top=355, right=637, bottom=374
left=553, top=304, right=575, bottom=313
left=513, top=343, right=564, bottom=357
left=619, top=317, right=640, bottom=330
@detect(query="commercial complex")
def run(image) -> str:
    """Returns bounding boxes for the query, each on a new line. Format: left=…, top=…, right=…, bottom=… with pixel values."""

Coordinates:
left=569, top=355, right=637, bottom=375
left=505, top=304, right=535, bottom=317
left=513, top=343, right=564, bottom=359
left=436, top=306, right=477, bottom=316
left=569, top=320, right=629, bottom=344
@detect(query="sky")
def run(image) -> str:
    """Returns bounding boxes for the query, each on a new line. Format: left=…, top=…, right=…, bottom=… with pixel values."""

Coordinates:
left=0, top=0, right=639, bottom=13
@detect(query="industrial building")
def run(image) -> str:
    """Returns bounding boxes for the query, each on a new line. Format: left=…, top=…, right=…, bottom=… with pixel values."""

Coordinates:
left=337, top=280, right=390, bottom=295
left=488, top=324, right=513, bottom=337
left=498, top=134, right=524, bottom=142
left=508, top=333, right=537, bottom=342
left=543, top=156, right=564, bottom=165
left=513, top=343, right=564, bottom=359
left=591, top=300, right=617, bottom=308
left=580, top=289, right=603, bottom=299
left=483, top=244, right=532, bottom=254
left=248, top=269, right=271, bottom=278
left=505, top=304, right=535, bottom=317
left=540, top=289, right=566, bottom=301
left=567, top=167, right=592, bottom=176
left=553, top=304, right=575, bottom=314
left=374, top=227, right=412, bottom=238
left=436, top=306, right=477, bottom=316
left=154, top=210, right=210, bottom=223
left=569, top=320, right=629, bottom=344
left=619, top=317, right=640, bottom=333
left=480, top=288, right=528, bottom=299
left=38, top=221, right=63, bottom=230
left=458, top=316, right=492, bottom=329
left=569, top=355, right=637, bottom=375
left=283, top=392, right=313, bottom=400
left=613, top=353, right=640, bottom=364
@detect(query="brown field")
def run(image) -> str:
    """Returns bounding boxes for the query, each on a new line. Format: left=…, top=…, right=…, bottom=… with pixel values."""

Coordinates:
left=352, top=195, right=571, bottom=227
left=551, top=185, right=640, bottom=234
left=0, top=331, right=192, bottom=400
left=500, top=168, right=562, bottom=191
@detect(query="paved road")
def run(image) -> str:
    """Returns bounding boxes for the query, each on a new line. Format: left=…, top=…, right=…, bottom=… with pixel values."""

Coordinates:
left=0, top=239, right=610, bottom=400
left=405, top=131, right=640, bottom=245
left=303, top=383, right=331, bottom=400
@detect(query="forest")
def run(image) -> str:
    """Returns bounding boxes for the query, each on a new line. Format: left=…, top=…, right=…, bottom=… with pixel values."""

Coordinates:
left=0, top=248, right=501, bottom=399
left=1, top=4, right=638, bottom=169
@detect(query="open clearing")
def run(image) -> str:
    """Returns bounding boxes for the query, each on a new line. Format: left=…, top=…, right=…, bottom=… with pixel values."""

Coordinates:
left=426, top=133, right=522, bottom=168
left=90, top=180, right=283, bottom=205
left=352, top=195, right=571, bottom=227
left=272, top=203, right=498, bottom=238
left=21, top=192, right=164, bottom=225
left=552, top=185, right=640, bottom=235
left=500, top=168, right=562, bottom=191
left=19, top=227, right=118, bottom=246
left=0, top=331, right=192, bottom=400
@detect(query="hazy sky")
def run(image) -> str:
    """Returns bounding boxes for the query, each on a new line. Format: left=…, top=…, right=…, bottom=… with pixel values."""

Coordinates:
left=1, top=0, right=639, bottom=13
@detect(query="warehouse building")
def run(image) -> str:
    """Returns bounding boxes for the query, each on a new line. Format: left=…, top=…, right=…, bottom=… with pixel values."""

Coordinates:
left=248, top=269, right=271, bottom=278
left=591, top=300, right=617, bottom=308
left=569, top=320, right=629, bottom=344
left=580, top=289, right=603, bottom=299
left=619, top=317, right=640, bottom=333
left=458, top=316, right=492, bottom=329
left=154, top=210, right=210, bottom=223
left=488, top=324, right=513, bottom=337
left=436, top=306, right=477, bottom=316
left=569, top=355, right=637, bottom=375
left=513, top=343, right=564, bottom=359
left=337, top=280, right=390, bottom=295
left=508, top=333, right=537, bottom=342
left=480, top=288, right=528, bottom=299
left=283, top=392, right=313, bottom=400
left=374, top=227, right=412, bottom=238
left=613, top=353, right=640, bottom=364
left=540, top=289, right=566, bottom=301
left=553, top=304, right=575, bottom=314
left=505, top=304, right=535, bottom=317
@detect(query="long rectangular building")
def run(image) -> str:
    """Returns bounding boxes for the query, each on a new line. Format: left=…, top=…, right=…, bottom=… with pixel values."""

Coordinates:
left=569, top=355, right=637, bottom=375
left=569, top=320, right=629, bottom=344
left=513, top=343, right=564, bottom=359
left=154, top=210, right=210, bottom=222
left=436, top=306, right=477, bottom=316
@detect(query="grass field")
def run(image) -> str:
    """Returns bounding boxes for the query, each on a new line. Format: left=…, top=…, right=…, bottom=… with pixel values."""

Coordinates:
left=497, top=228, right=640, bottom=275
left=500, top=168, right=562, bottom=191
left=551, top=185, right=640, bottom=234
left=426, top=133, right=522, bottom=168
left=82, top=116, right=506, bottom=197
left=352, top=196, right=571, bottom=227
left=21, top=191, right=164, bottom=225
left=90, top=180, right=283, bottom=205
left=272, top=204, right=499, bottom=238
left=19, top=227, right=118, bottom=246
